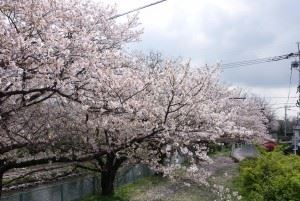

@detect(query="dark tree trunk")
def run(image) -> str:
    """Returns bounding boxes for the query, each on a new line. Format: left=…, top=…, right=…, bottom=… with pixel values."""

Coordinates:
left=99, top=153, right=126, bottom=196
left=101, top=169, right=117, bottom=196
left=0, top=171, right=3, bottom=199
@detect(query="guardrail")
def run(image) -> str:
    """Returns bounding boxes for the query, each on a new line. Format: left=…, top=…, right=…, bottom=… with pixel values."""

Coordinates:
left=1, top=164, right=152, bottom=201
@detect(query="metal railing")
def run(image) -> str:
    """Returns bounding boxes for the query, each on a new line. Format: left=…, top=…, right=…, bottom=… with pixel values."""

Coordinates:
left=1, top=164, right=152, bottom=201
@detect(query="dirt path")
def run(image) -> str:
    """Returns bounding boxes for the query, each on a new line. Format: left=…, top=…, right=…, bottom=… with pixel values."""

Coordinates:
left=130, top=156, right=238, bottom=201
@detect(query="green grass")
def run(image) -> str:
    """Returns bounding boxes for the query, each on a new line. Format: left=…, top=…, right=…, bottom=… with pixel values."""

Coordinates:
left=81, top=175, right=222, bottom=201
left=80, top=195, right=123, bottom=201
left=81, top=156, right=239, bottom=201
left=81, top=176, right=168, bottom=201
left=209, top=148, right=231, bottom=157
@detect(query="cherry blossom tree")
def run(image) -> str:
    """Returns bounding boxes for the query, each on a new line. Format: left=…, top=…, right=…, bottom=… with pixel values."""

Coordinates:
left=219, top=91, right=269, bottom=142
left=0, top=0, right=141, bottom=197
left=74, top=56, right=268, bottom=195
left=0, top=0, right=140, bottom=117
left=0, top=0, right=269, bottom=197
left=249, top=95, right=278, bottom=134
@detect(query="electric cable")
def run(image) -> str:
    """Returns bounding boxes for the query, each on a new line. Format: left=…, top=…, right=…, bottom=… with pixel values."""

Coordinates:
left=221, top=52, right=299, bottom=70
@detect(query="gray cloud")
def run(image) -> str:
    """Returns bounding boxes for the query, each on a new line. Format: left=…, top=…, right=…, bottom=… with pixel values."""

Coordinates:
left=125, top=0, right=300, bottom=88
left=105, top=0, right=300, bottom=118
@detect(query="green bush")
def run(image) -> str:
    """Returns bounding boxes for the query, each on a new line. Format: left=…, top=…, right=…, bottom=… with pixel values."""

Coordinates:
left=234, top=149, right=300, bottom=201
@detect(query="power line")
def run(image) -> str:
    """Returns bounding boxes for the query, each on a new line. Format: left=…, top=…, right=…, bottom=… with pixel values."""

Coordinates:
left=221, top=52, right=299, bottom=70
left=269, top=103, right=296, bottom=107
left=264, top=97, right=297, bottom=99
left=222, top=58, right=275, bottom=68
left=222, top=53, right=295, bottom=68
left=273, top=106, right=298, bottom=110
left=109, top=0, right=167, bottom=20
left=287, top=109, right=300, bottom=112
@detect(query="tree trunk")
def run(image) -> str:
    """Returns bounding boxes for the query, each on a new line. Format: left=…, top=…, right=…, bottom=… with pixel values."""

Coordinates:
left=101, top=169, right=117, bottom=196
left=99, top=153, right=126, bottom=196
left=0, top=171, right=3, bottom=199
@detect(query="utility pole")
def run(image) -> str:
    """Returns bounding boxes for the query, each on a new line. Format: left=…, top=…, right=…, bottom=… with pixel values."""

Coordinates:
left=297, top=42, right=300, bottom=108
left=293, top=125, right=299, bottom=155
left=284, top=105, right=287, bottom=137
left=296, top=42, right=300, bottom=154
left=292, top=42, right=300, bottom=154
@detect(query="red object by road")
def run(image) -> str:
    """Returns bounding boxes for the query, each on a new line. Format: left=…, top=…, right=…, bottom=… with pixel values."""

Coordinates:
left=263, top=140, right=277, bottom=151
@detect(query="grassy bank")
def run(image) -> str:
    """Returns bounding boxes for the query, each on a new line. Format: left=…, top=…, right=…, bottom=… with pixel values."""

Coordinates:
left=81, top=176, right=167, bottom=201
left=81, top=156, right=238, bottom=201
left=81, top=175, right=218, bottom=201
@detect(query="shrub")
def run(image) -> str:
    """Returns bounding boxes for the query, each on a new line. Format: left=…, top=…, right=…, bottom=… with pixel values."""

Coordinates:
left=234, top=149, right=300, bottom=201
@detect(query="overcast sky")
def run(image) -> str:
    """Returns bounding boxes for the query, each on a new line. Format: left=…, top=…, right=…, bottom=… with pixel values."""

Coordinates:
left=106, top=0, right=300, bottom=119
